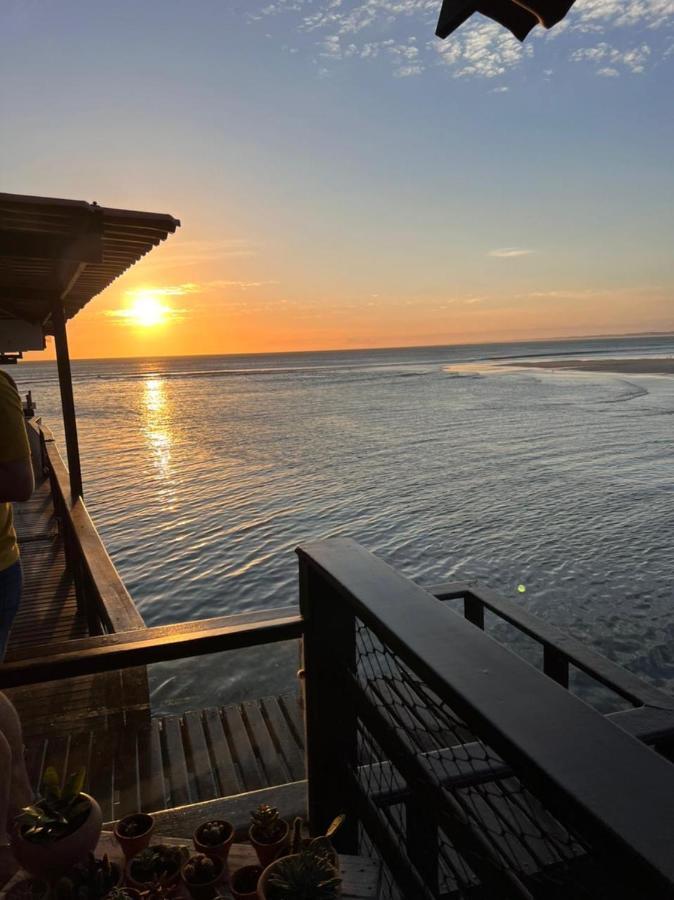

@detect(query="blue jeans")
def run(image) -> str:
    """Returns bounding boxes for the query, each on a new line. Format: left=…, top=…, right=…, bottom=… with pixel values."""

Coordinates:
left=0, top=559, right=22, bottom=662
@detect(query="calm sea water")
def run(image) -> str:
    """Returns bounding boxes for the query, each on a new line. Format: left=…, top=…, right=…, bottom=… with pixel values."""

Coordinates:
left=6, top=335, right=674, bottom=713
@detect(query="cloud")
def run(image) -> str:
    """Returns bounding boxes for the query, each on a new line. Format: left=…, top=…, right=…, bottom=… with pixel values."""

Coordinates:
left=202, top=279, right=279, bottom=290
left=141, top=239, right=257, bottom=271
left=570, top=41, right=652, bottom=73
left=435, top=21, right=533, bottom=78
left=251, top=0, right=674, bottom=81
left=488, top=248, right=534, bottom=258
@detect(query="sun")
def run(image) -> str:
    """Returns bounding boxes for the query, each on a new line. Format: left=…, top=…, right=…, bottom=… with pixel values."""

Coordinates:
left=128, top=291, right=169, bottom=327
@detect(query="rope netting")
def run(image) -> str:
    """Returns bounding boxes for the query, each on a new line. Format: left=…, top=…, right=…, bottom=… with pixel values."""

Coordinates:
left=352, top=618, right=630, bottom=899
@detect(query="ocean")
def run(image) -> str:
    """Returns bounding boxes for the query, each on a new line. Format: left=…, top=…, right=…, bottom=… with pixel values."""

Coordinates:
left=6, top=334, right=674, bottom=713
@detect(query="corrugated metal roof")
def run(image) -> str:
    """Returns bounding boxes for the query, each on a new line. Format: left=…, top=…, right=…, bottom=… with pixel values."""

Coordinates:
left=0, top=192, right=180, bottom=334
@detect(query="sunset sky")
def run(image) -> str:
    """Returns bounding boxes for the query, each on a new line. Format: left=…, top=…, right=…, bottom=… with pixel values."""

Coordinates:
left=2, top=0, right=673, bottom=359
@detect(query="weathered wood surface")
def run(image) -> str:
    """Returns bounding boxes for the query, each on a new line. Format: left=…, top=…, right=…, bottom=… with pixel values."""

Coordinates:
left=22, top=692, right=305, bottom=823
left=1, top=831, right=380, bottom=898
left=4, top=444, right=150, bottom=768
left=7, top=480, right=86, bottom=656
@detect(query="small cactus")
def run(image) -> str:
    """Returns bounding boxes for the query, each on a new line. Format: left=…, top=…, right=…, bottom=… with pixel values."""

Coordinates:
left=183, top=855, right=220, bottom=885
left=251, top=804, right=285, bottom=843
left=198, top=820, right=230, bottom=846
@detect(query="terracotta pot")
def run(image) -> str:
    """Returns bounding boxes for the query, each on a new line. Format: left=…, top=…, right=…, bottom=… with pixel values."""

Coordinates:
left=192, top=819, right=234, bottom=861
left=181, top=855, right=225, bottom=900
left=125, top=847, right=182, bottom=889
left=113, top=813, right=154, bottom=860
left=257, top=853, right=341, bottom=900
left=229, top=865, right=263, bottom=900
left=10, top=794, right=102, bottom=878
left=248, top=820, right=289, bottom=868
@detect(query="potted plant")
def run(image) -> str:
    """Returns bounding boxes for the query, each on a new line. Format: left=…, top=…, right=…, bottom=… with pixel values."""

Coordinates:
left=257, top=816, right=344, bottom=900
left=53, top=854, right=122, bottom=899
left=12, top=768, right=102, bottom=878
left=106, top=890, right=143, bottom=900
left=180, top=854, right=225, bottom=900
left=229, top=866, right=263, bottom=900
left=192, top=819, right=234, bottom=861
left=126, top=845, right=188, bottom=889
left=113, top=813, right=154, bottom=859
left=248, top=805, right=289, bottom=868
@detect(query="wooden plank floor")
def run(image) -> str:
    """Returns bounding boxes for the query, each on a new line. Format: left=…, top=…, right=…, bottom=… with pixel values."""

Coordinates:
left=7, top=478, right=88, bottom=656
left=4, top=473, right=150, bottom=744
left=22, top=692, right=306, bottom=822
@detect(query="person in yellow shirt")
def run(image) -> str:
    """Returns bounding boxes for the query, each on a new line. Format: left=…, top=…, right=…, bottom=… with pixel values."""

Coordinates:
left=0, top=370, right=34, bottom=661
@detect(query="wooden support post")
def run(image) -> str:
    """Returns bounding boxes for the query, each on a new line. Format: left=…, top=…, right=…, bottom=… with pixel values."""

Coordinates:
left=51, top=300, right=83, bottom=500
left=299, top=554, right=359, bottom=852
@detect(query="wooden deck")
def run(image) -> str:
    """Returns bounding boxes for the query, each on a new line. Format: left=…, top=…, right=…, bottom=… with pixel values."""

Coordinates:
left=4, top=424, right=306, bottom=825
left=8, top=478, right=86, bottom=654
left=19, top=691, right=305, bottom=823
left=5, top=465, right=150, bottom=741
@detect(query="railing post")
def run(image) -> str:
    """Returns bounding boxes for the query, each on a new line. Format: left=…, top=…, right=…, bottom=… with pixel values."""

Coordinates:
left=543, top=645, right=569, bottom=688
left=464, top=593, right=485, bottom=629
left=299, top=553, right=359, bottom=852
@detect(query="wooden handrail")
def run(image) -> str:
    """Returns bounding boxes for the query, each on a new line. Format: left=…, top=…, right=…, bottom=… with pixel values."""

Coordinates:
left=0, top=607, right=304, bottom=688
left=40, top=426, right=144, bottom=632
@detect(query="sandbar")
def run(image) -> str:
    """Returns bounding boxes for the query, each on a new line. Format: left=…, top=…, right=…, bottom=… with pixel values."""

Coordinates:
left=504, top=358, right=674, bottom=375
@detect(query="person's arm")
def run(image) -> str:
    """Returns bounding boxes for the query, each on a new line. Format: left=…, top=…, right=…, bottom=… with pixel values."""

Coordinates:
left=0, top=372, right=33, bottom=503
left=0, top=458, right=34, bottom=502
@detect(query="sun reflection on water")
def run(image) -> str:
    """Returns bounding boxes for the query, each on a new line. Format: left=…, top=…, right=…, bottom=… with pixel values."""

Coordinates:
left=142, top=378, right=175, bottom=505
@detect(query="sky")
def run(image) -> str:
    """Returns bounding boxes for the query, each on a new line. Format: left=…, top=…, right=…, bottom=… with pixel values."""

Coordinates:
left=1, top=0, right=673, bottom=359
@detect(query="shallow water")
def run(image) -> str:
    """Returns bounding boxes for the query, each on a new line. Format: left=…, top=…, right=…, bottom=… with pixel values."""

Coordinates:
left=7, top=335, right=674, bottom=713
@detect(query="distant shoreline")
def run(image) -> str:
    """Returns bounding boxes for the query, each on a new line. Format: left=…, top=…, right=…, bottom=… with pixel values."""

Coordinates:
left=504, top=358, right=674, bottom=375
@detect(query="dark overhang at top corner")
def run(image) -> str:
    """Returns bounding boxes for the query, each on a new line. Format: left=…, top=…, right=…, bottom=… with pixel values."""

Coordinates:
left=435, top=0, right=577, bottom=42
left=0, top=192, right=180, bottom=341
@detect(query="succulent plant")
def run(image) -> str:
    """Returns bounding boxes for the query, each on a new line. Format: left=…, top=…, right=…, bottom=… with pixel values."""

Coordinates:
left=54, top=854, right=119, bottom=900
left=197, top=821, right=230, bottom=846
left=129, top=845, right=188, bottom=883
left=117, top=814, right=151, bottom=838
left=266, top=853, right=341, bottom=900
left=105, top=889, right=138, bottom=900
left=16, top=768, right=90, bottom=844
left=183, top=855, right=221, bottom=885
left=139, top=881, right=182, bottom=900
left=265, top=815, right=345, bottom=900
left=250, top=805, right=285, bottom=843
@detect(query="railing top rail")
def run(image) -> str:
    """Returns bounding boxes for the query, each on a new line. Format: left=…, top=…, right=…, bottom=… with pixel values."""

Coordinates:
left=297, top=538, right=674, bottom=893
left=428, top=580, right=674, bottom=711
left=40, top=424, right=144, bottom=631
left=0, top=607, right=303, bottom=689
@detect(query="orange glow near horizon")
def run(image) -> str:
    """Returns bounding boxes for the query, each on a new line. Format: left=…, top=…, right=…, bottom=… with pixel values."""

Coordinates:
left=18, top=245, right=674, bottom=362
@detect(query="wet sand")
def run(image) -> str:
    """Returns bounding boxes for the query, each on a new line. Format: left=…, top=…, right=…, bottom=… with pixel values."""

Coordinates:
left=505, top=358, right=674, bottom=375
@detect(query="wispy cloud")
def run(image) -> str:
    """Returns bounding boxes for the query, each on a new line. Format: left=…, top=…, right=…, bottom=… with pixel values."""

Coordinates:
left=570, top=42, right=651, bottom=74
left=435, top=22, right=533, bottom=78
left=203, top=279, right=280, bottom=290
left=249, top=0, right=674, bottom=83
left=141, top=239, right=257, bottom=271
left=488, top=248, right=534, bottom=258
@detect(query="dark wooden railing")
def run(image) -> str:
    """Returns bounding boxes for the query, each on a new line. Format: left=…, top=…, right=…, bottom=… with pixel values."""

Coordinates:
left=36, top=422, right=144, bottom=634
left=298, top=539, right=674, bottom=900
left=4, top=523, right=674, bottom=897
